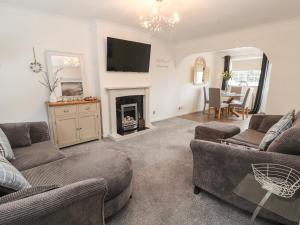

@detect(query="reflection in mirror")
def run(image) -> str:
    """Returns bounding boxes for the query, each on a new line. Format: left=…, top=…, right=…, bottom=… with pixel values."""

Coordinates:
left=46, top=52, right=85, bottom=98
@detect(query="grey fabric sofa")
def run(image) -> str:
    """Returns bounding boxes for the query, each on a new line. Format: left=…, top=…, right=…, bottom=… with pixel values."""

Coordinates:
left=0, top=122, right=133, bottom=225
left=191, top=113, right=300, bottom=225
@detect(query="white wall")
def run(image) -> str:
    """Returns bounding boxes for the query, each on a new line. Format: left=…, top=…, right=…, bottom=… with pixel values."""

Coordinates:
left=175, top=18, right=300, bottom=114
left=95, top=21, right=214, bottom=136
left=0, top=5, right=97, bottom=123
left=97, top=21, right=206, bottom=136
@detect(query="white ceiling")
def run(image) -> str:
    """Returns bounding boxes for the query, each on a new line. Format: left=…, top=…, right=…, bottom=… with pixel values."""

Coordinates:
left=2, top=0, right=300, bottom=41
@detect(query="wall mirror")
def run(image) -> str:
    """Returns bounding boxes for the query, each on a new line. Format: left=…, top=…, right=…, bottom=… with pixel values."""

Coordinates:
left=193, top=57, right=206, bottom=85
left=45, top=51, right=86, bottom=98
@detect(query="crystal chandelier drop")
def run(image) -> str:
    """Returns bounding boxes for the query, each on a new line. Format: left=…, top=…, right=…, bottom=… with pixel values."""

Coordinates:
left=139, top=0, right=180, bottom=32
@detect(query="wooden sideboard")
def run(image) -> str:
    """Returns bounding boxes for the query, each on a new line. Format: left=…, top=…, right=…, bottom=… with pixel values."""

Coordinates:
left=47, top=100, right=101, bottom=148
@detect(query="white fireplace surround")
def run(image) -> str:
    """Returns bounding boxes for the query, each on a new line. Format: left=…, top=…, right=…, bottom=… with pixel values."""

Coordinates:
left=106, top=86, right=155, bottom=141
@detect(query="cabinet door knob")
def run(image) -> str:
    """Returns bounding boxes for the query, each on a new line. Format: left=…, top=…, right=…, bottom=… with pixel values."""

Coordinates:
left=85, top=107, right=90, bottom=110
left=64, top=109, right=69, bottom=113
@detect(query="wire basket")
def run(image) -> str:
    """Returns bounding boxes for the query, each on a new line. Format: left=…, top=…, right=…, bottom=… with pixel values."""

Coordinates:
left=252, top=163, right=300, bottom=198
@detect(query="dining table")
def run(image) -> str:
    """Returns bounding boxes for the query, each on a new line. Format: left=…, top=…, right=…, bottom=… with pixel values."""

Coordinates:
left=221, top=91, right=245, bottom=117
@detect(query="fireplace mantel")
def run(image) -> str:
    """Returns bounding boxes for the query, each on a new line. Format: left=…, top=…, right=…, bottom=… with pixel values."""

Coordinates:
left=105, top=86, right=151, bottom=90
left=106, top=86, right=155, bottom=141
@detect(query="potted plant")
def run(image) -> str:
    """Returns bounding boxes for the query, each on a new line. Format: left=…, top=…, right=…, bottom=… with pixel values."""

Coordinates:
left=222, top=71, right=233, bottom=91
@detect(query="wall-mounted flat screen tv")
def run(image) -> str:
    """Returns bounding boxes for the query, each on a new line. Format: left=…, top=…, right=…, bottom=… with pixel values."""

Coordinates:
left=107, top=37, right=151, bottom=72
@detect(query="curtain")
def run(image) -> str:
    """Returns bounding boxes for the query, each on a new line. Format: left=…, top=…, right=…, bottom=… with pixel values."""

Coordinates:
left=250, top=53, right=269, bottom=114
left=221, top=55, right=231, bottom=90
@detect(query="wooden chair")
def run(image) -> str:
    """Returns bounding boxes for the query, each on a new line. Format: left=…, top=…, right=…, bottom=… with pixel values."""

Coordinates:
left=208, top=88, right=229, bottom=119
left=229, top=88, right=252, bottom=120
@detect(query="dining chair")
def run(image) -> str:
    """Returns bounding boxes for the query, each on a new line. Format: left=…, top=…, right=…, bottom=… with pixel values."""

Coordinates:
left=203, top=86, right=209, bottom=112
left=208, top=88, right=229, bottom=119
left=229, top=88, right=252, bottom=120
left=230, top=86, right=242, bottom=101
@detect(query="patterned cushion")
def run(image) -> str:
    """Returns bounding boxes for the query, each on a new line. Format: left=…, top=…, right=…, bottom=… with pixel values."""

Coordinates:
left=0, top=155, right=31, bottom=191
left=0, top=128, right=15, bottom=160
left=259, top=110, right=295, bottom=151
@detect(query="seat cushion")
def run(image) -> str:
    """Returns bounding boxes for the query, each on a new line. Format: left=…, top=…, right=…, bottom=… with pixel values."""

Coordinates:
left=11, top=141, right=65, bottom=171
left=22, top=148, right=132, bottom=202
left=229, top=129, right=266, bottom=147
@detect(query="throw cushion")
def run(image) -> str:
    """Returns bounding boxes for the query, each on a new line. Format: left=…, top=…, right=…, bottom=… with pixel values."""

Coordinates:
left=0, top=123, right=31, bottom=148
left=267, top=127, right=300, bottom=155
left=0, top=184, right=59, bottom=204
left=0, top=155, right=31, bottom=191
left=0, top=129, right=15, bottom=160
left=259, top=110, right=295, bottom=151
left=257, top=116, right=283, bottom=133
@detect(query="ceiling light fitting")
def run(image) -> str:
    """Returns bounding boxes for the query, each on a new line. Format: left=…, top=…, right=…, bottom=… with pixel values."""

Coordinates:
left=139, top=0, right=180, bottom=32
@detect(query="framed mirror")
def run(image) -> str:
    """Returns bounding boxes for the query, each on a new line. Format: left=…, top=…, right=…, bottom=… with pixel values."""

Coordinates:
left=193, top=57, right=206, bottom=85
left=45, top=51, right=86, bottom=99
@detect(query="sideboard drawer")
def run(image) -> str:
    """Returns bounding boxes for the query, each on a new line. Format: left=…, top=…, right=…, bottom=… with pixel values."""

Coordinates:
left=78, top=103, right=97, bottom=114
left=54, top=106, right=77, bottom=116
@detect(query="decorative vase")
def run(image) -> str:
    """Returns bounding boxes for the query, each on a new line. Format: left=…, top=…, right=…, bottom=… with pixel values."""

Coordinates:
left=49, top=92, right=57, bottom=103
left=225, top=80, right=229, bottom=92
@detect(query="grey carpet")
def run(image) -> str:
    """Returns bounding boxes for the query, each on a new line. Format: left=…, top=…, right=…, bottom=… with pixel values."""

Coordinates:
left=63, top=118, right=277, bottom=225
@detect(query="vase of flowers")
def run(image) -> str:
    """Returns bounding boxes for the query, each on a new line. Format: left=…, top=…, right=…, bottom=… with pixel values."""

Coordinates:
left=222, top=71, right=233, bottom=91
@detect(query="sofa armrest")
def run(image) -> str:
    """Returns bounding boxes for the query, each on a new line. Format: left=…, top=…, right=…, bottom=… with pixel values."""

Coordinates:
left=28, top=122, right=50, bottom=143
left=248, top=114, right=282, bottom=131
left=0, top=178, right=107, bottom=225
left=190, top=139, right=300, bottom=194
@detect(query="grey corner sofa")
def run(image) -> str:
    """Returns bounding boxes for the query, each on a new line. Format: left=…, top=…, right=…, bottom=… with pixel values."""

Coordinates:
left=0, top=122, right=133, bottom=225
left=191, top=113, right=300, bottom=225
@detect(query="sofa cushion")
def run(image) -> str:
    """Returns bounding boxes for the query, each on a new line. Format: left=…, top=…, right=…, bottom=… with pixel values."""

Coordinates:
left=0, top=155, right=31, bottom=191
left=259, top=110, right=294, bottom=151
left=293, top=111, right=300, bottom=127
left=0, top=129, right=15, bottom=161
left=257, top=116, right=283, bottom=133
left=0, top=123, right=31, bottom=148
left=267, top=127, right=300, bottom=155
left=22, top=148, right=132, bottom=202
left=11, top=141, right=65, bottom=171
left=29, top=122, right=50, bottom=144
left=229, top=129, right=265, bottom=147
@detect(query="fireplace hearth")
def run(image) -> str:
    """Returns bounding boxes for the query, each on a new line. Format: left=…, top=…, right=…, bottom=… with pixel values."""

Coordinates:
left=116, top=95, right=145, bottom=135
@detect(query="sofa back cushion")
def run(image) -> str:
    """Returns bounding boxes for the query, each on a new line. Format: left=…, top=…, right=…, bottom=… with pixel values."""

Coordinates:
left=267, top=127, right=300, bottom=155
left=0, top=123, right=31, bottom=148
left=0, top=129, right=15, bottom=161
left=259, top=110, right=295, bottom=151
left=0, top=155, right=31, bottom=192
left=29, top=122, right=50, bottom=144
left=257, top=116, right=283, bottom=133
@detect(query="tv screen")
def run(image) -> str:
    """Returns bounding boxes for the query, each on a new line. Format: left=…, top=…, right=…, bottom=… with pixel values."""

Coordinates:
left=107, top=37, right=151, bottom=72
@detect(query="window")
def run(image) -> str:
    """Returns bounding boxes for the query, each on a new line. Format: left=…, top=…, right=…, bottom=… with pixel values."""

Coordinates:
left=229, top=70, right=261, bottom=86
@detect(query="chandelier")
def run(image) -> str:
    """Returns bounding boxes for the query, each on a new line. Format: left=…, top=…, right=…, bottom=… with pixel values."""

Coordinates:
left=139, top=0, right=180, bottom=32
